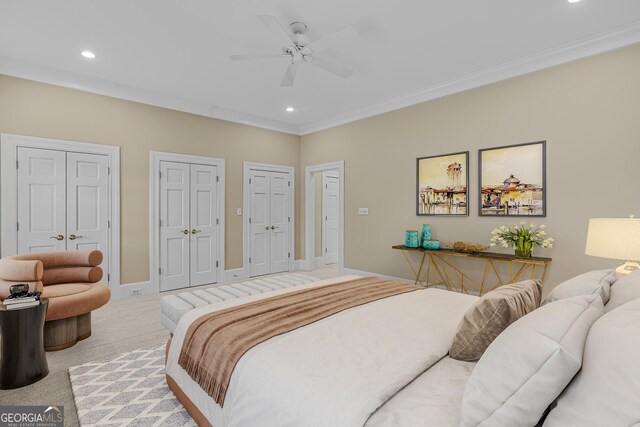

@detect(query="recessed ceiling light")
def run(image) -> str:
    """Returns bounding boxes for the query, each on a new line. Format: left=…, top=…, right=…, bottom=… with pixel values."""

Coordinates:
left=81, top=50, right=96, bottom=59
left=285, top=107, right=295, bottom=112
left=568, top=0, right=582, bottom=3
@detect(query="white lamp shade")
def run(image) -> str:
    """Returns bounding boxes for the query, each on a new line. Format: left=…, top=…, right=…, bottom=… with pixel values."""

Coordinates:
left=585, top=218, right=640, bottom=261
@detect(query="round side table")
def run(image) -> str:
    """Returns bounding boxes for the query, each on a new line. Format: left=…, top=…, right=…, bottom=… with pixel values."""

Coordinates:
left=0, top=298, right=49, bottom=389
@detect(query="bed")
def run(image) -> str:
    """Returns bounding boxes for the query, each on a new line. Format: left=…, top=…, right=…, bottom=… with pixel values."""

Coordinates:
left=165, top=275, right=478, bottom=427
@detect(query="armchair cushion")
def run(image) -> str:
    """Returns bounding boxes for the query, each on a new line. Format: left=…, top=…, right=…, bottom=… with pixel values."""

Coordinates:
left=42, top=266, right=103, bottom=286
left=44, top=283, right=110, bottom=321
left=11, top=250, right=102, bottom=268
left=0, top=258, right=43, bottom=282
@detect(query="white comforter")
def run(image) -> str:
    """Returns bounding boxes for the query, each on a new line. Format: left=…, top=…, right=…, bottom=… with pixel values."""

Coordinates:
left=166, top=276, right=477, bottom=427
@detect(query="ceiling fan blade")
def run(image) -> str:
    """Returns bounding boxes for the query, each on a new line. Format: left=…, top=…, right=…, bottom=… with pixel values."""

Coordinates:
left=257, top=15, right=298, bottom=51
left=229, top=53, right=288, bottom=60
left=308, top=56, right=354, bottom=79
left=280, top=61, right=300, bottom=87
left=306, top=26, right=359, bottom=53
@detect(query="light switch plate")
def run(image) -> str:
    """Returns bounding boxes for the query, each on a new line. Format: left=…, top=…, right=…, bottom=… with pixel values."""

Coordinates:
left=358, top=208, right=369, bottom=215
left=236, top=208, right=242, bottom=216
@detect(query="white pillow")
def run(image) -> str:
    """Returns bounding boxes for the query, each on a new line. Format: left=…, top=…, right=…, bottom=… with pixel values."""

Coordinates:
left=460, top=294, right=604, bottom=427
left=543, top=269, right=616, bottom=305
left=605, top=269, right=640, bottom=312
left=544, top=297, right=640, bottom=426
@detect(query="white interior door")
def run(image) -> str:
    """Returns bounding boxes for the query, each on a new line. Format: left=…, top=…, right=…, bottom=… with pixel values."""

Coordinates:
left=248, top=170, right=270, bottom=277
left=67, top=152, right=110, bottom=280
left=159, top=161, right=190, bottom=291
left=269, top=172, right=290, bottom=274
left=17, top=147, right=67, bottom=253
left=189, top=164, right=219, bottom=287
left=323, top=173, right=339, bottom=265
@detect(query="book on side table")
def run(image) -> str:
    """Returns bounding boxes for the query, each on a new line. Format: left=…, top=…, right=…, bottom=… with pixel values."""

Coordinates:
left=2, top=291, right=41, bottom=310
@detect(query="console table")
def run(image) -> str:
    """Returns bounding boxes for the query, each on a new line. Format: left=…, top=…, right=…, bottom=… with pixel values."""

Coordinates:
left=392, top=245, right=551, bottom=295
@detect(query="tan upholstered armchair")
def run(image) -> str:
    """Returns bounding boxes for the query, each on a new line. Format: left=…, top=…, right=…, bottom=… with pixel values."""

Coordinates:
left=0, top=250, right=111, bottom=351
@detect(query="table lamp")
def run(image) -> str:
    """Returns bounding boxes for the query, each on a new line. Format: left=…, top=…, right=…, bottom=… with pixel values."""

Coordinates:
left=585, top=216, right=640, bottom=275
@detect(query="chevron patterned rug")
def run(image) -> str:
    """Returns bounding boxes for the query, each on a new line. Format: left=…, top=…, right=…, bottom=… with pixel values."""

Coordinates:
left=69, top=344, right=195, bottom=426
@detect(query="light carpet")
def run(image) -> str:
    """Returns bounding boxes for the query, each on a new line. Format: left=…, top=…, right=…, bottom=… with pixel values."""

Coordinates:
left=69, top=345, right=195, bottom=426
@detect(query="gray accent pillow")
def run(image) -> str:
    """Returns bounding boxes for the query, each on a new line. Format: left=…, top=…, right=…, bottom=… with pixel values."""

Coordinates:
left=543, top=269, right=616, bottom=305
left=449, top=280, right=542, bottom=361
left=605, top=269, right=640, bottom=312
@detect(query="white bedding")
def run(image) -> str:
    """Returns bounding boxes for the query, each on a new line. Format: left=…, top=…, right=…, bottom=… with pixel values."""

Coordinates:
left=166, top=276, right=477, bottom=427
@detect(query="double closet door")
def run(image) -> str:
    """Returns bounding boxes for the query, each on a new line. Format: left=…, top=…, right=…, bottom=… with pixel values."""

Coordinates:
left=159, top=161, right=220, bottom=291
left=248, top=170, right=291, bottom=277
left=17, top=147, right=110, bottom=279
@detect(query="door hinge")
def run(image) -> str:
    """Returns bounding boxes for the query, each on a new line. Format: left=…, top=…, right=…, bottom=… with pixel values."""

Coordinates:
left=288, top=181, right=291, bottom=187
left=108, top=220, right=111, bottom=228
left=108, top=167, right=111, bottom=175
left=216, top=218, right=219, bottom=225
left=249, top=257, right=252, bottom=263
left=288, top=217, right=290, bottom=223
left=216, top=261, right=219, bottom=268
left=216, top=176, right=219, bottom=182
left=16, top=160, right=18, bottom=169
left=288, top=252, right=291, bottom=258
left=249, top=178, right=252, bottom=184
left=107, top=273, right=110, bottom=281
left=325, top=248, right=328, bottom=253
left=159, top=268, right=162, bottom=275
left=159, top=218, right=162, bottom=227
left=159, top=171, right=162, bottom=179
left=325, top=216, right=328, bottom=221
left=249, top=218, right=252, bottom=224
left=326, top=184, right=328, bottom=189
left=16, top=222, right=19, bottom=231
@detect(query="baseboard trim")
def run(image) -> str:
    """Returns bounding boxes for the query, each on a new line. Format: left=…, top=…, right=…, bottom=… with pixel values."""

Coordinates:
left=293, top=259, right=308, bottom=271
left=314, top=257, right=325, bottom=268
left=341, top=268, right=414, bottom=283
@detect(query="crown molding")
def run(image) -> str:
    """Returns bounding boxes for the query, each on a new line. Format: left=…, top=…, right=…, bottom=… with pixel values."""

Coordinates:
left=1, top=20, right=639, bottom=137
left=299, top=20, right=640, bottom=135
left=0, top=56, right=301, bottom=135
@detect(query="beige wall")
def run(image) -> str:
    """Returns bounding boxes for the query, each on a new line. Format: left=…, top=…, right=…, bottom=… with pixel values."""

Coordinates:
left=0, top=75, right=300, bottom=284
left=300, top=44, right=640, bottom=291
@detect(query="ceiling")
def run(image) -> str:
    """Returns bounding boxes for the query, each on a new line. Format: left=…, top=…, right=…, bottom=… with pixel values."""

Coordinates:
left=1, top=1, right=640, bottom=135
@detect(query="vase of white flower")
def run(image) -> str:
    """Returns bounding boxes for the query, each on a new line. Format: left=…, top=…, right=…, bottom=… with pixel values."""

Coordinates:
left=490, top=221, right=554, bottom=258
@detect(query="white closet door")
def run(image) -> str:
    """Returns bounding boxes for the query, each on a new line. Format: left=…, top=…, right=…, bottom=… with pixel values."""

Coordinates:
left=269, top=172, right=289, bottom=274
left=189, top=164, right=219, bottom=287
left=248, top=170, right=270, bottom=277
left=323, top=174, right=339, bottom=265
left=159, top=161, right=190, bottom=291
left=67, top=152, right=110, bottom=280
left=17, top=147, right=67, bottom=253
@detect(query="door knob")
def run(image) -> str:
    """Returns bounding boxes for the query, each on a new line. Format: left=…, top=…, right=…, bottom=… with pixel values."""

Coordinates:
left=182, top=229, right=189, bottom=235
left=50, top=235, right=64, bottom=241
left=265, top=226, right=270, bottom=230
left=192, top=229, right=201, bottom=234
left=271, top=226, right=277, bottom=230
left=68, top=234, right=83, bottom=240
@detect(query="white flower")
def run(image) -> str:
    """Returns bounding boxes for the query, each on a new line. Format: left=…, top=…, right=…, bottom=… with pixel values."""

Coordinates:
left=540, top=225, right=546, bottom=229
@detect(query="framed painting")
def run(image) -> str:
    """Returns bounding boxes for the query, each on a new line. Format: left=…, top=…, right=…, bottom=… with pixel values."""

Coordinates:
left=416, top=151, right=469, bottom=216
left=479, top=141, right=546, bottom=217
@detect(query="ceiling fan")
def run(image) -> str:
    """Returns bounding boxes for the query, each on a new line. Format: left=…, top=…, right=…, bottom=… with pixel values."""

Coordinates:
left=230, top=15, right=359, bottom=87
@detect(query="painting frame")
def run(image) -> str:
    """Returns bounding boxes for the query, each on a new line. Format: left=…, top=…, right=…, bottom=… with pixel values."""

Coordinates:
left=416, top=150, right=469, bottom=216
left=478, top=140, right=547, bottom=218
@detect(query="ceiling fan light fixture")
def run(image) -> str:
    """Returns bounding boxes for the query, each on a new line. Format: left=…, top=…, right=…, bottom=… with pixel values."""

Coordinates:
left=81, top=50, right=96, bottom=59
left=567, top=0, right=582, bottom=3
left=285, top=107, right=295, bottom=112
